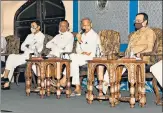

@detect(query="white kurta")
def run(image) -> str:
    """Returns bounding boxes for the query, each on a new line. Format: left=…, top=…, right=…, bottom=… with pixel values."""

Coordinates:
left=4, top=31, right=45, bottom=81
left=150, top=60, right=162, bottom=87
left=63, top=29, right=100, bottom=85
left=46, top=31, right=74, bottom=57
left=1, top=36, right=7, bottom=62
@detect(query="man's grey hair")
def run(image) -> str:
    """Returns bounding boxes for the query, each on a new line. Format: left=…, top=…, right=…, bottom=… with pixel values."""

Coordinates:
left=81, top=17, right=92, bottom=23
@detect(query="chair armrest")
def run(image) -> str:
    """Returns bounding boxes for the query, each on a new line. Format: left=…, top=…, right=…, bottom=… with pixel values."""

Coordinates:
left=140, top=52, right=156, bottom=56
left=141, top=52, right=162, bottom=56
left=1, top=53, right=10, bottom=56
left=140, top=52, right=163, bottom=63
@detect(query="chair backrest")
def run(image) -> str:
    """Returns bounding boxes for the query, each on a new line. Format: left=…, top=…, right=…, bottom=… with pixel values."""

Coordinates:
left=5, top=35, right=20, bottom=54
left=40, top=34, right=54, bottom=55
left=71, top=32, right=78, bottom=53
left=98, top=30, right=120, bottom=56
left=151, top=28, right=162, bottom=61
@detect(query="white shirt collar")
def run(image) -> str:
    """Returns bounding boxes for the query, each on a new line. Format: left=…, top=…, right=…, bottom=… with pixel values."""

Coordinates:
left=59, top=31, right=68, bottom=35
left=83, top=29, right=94, bottom=36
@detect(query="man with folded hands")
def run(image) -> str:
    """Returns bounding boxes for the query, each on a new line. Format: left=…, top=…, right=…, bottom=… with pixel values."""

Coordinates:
left=1, top=21, right=45, bottom=90
left=46, top=20, right=74, bottom=58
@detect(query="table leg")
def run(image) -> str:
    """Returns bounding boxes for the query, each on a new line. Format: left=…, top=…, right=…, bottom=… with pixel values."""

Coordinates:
left=87, top=80, right=94, bottom=104
left=136, top=66, right=141, bottom=101
left=37, top=65, right=41, bottom=93
left=86, top=63, right=94, bottom=104
left=117, top=67, right=122, bottom=99
left=128, top=66, right=136, bottom=108
left=130, top=83, right=135, bottom=108
left=115, top=67, right=122, bottom=105
left=139, top=64, right=146, bottom=107
left=66, top=62, right=71, bottom=98
left=40, top=63, right=46, bottom=99
left=109, top=65, right=115, bottom=107
left=46, top=65, right=51, bottom=97
left=25, top=63, right=32, bottom=96
left=56, top=62, right=61, bottom=99
left=97, top=65, right=104, bottom=102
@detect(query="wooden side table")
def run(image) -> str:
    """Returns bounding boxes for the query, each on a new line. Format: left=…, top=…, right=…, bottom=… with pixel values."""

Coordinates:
left=86, top=58, right=117, bottom=107
left=113, top=59, right=147, bottom=108
left=86, top=58, right=147, bottom=108
left=25, top=57, right=71, bottom=99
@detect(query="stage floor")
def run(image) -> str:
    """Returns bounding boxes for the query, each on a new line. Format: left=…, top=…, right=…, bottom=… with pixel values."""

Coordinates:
left=1, top=83, right=162, bottom=113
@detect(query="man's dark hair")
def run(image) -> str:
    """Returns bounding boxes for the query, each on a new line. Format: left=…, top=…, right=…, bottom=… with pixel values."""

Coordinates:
left=136, top=12, right=148, bottom=25
left=61, top=20, right=69, bottom=27
left=32, top=21, right=41, bottom=26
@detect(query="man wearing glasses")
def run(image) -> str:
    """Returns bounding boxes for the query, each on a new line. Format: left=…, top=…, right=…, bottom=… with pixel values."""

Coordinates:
left=1, top=21, right=45, bottom=90
left=101, top=12, right=156, bottom=94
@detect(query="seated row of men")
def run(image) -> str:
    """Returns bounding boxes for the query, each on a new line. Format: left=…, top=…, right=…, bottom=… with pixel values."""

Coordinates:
left=1, top=12, right=162, bottom=97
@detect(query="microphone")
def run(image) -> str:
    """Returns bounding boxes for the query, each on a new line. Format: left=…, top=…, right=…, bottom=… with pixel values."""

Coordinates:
left=79, top=29, right=86, bottom=34
left=78, top=29, right=85, bottom=44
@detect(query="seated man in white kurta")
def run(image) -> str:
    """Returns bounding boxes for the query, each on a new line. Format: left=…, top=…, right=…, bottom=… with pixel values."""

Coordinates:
left=1, top=21, right=45, bottom=90
left=46, top=20, right=74, bottom=57
left=62, top=18, right=100, bottom=96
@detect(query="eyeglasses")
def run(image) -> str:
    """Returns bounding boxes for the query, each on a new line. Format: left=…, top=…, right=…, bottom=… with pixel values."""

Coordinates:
left=133, top=20, right=144, bottom=23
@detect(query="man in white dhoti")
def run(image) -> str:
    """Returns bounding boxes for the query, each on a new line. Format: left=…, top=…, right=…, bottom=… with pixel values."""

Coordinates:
left=62, top=18, right=100, bottom=96
left=150, top=60, right=162, bottom=87
left=1, top=21, right=45, bottom=90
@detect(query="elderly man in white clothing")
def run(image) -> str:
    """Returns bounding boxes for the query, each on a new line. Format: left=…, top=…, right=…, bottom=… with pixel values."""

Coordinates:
left=62, top=18, right=100, bottom=96
left=1, top=21, right=45, bottom=90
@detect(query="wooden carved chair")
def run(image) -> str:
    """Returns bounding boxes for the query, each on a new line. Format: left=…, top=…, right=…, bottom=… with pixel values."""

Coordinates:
left=140, top=28, right=163, bottom=105
left=15, top=34, right=54, bottom=87
left=2, top=35, right=20, bottom=83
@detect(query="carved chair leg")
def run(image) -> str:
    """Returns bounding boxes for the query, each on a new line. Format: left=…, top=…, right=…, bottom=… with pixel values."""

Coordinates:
left=152, top=77, right=162, bottom=105
left=80, top=76, right=83, bottom=89
left=16, top=72, right=20, bottom=86
left=135, top=66, right=140, bottom=101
